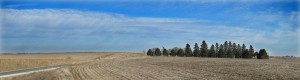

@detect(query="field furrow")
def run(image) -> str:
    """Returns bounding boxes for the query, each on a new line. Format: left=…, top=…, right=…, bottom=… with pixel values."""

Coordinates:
left=68, top=56, right=300, bottom=80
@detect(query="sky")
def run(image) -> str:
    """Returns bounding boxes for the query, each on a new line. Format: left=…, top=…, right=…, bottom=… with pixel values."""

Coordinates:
left=0, top=0, right=299, bottom=56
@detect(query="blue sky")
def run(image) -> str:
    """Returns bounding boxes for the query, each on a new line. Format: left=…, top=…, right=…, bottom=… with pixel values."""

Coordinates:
left=0, top=0, right=299, bottom=56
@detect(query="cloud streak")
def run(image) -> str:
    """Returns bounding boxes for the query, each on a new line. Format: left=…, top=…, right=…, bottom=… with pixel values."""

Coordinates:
left=1, top=9, right=299, bottom=56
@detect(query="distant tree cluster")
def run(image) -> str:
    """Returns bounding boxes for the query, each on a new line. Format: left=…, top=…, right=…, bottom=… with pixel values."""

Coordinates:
left=147, top=40, right=269, bottom=59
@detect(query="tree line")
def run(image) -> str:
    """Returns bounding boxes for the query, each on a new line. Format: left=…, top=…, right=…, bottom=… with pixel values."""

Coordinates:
left=147, top=40, right=269, bottom=59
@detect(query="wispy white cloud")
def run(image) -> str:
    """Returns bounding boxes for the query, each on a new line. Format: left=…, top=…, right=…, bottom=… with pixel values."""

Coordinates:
left=2, top=9, right=206, bottom=38
left=1, top=9, right=299, bottom=56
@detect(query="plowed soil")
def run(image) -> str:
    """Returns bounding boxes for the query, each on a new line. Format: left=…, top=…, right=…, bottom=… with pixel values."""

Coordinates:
left=68, top=56, right=300, bottom=80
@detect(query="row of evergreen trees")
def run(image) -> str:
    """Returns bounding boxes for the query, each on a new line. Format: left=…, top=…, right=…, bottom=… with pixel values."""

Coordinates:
left=147, top=40, right=269, bottom=59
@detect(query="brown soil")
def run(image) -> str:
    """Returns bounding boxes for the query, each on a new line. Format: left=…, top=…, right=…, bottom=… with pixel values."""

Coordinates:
left=67, top=56, right=300, bottom=80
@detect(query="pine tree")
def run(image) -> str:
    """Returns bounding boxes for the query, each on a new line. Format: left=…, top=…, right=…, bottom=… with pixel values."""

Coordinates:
left=232, top=43, right=238, bottom=58
left=193, top=43, right=201, bottom=57
left=170, top=49, right=177, bottom=56
left=201, top=40, right=209, bottom=57
left=241, top=44, right=248, bottom=58
left=242, top=44, right=246, bottom=51
left=147, top=40, right=268, bottom=59
left=185, top=43, right=193, bottom=57
left=215, top=43, right=219, bottom=56
left=235, top=44, right=242, bottom=58
left=229, top=41, right=232, bottom=50
left=209, top=44, right=216, bottom=57
left=226, top=48, right=234, bottom=58
left=162, top=47, right=169, bottom=56
left=218, top=44, right=226, bottom=58
left=224, top=41, right=228, bottom=52
left=155, top=48, right=162, bottom=56
left=177, top=48, right=185, bottom=57
left=242, top=49, right=249, bottom=58
left=248, top=45, right=254, bottom=58
left=257, top=49, right=269, bottom=59
left=147, top=49, right=153, bottom=56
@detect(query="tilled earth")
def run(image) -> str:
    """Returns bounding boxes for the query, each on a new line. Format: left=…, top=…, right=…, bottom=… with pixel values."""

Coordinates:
left=66, top=56, right=300, bottom=80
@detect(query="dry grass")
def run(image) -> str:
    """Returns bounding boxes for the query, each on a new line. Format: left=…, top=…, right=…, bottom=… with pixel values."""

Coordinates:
left=0, top=59, right=78, bottom=72
left=0, top=52, right=144, bottom=72
left=0, top=52, right=127, bottom=60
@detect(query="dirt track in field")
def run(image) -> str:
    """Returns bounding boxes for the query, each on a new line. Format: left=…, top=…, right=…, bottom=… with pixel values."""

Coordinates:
left=66, top=54, right=300, bottom=80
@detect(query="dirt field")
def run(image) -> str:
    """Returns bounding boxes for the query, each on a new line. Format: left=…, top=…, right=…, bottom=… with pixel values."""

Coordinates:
left=2, top=53, right=300, bottom=80
left=66, top=56, right=300, bottom=80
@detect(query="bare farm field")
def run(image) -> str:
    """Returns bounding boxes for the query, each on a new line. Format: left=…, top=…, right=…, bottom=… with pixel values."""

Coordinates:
left=68, top=56, right=300, bottom=80
left=1, top=53, right=300, bottom=80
